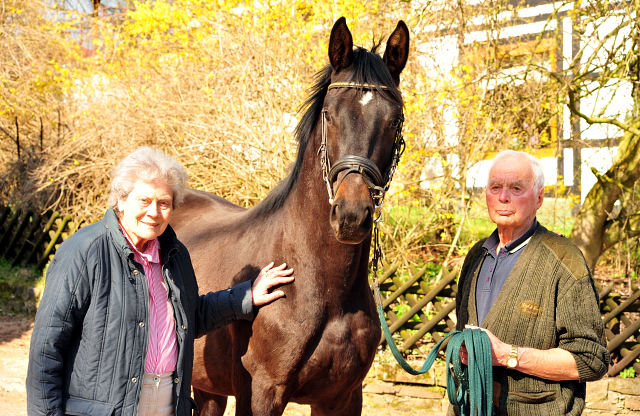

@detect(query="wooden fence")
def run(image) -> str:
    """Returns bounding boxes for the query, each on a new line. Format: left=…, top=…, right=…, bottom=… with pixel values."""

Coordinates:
left=598, top=281, right=640, bottom=377
left=371, top=261, right=458, bottom=354
left=372, top=262, right=640, bottom=377
left=0, top=206, right=81, bottom=270
left=2, top=204, right=639, bottom=376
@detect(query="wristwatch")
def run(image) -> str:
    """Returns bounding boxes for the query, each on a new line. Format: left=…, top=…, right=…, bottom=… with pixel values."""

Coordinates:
left=506, top=345, right=519, bottom=369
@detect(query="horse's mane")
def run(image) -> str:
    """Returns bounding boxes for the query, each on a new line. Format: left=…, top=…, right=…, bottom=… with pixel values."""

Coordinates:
left=255, top=46, right=403, bottom=214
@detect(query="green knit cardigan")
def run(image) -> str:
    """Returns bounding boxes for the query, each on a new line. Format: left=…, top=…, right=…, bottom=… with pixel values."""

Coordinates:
left=453, top=225, right=609, bottom=416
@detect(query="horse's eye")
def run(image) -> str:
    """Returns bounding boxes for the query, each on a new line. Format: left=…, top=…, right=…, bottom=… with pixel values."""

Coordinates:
left=391, top=117, right=402, bottom=128
left=324, top=112, right=332, bottom=123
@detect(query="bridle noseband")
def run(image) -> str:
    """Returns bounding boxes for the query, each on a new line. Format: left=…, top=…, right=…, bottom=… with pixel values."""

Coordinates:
left=318, top=82, right=405, bottom=218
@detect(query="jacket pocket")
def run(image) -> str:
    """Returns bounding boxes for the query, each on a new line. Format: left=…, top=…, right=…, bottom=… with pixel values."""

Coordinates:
left=508, top=390, right=556, bottom=404
left=63, top=397, right=116, bottom=416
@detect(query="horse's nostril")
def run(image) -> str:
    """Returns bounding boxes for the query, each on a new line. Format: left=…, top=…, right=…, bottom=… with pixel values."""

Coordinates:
left=330, top=201, right=342, bottom=233
left=361, top=206, right=373, bottom=231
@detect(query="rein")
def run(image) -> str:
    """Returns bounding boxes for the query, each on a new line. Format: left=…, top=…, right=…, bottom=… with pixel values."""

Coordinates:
left=319, top=82, right=494, bottom=415
left=371, top=235, right=495, bottom=415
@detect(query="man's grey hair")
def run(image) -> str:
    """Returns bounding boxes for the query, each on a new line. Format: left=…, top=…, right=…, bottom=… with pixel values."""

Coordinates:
left=108, top=146, right=189, bottom=213
left=487, top=150, right=545, bottom=192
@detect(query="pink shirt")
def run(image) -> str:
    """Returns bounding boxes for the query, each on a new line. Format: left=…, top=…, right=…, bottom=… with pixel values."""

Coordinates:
left=119, top=224, right=178, bottom=374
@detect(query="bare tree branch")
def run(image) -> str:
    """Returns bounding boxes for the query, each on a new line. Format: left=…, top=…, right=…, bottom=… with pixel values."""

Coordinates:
left=0, top=125, right=17, bottom=146
left=566, top=86, right=640, bottom=136
left=603, top=212, right=640, bottom=251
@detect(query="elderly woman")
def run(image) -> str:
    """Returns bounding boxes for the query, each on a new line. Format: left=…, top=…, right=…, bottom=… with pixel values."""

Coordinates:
left=26, top=147, right=294, bottom=416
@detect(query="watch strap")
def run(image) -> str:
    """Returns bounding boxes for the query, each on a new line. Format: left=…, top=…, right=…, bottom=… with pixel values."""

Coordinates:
left=507, top=345, right=518, bottom=369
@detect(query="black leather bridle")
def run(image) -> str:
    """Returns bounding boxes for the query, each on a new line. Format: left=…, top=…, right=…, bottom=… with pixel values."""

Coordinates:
left=318, top=82, right=405, bottom=218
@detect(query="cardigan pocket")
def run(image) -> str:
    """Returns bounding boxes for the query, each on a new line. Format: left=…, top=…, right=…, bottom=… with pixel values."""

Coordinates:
left=508, top=390, right=556, bottom=404
left=504, top=369, right=561, bottom=406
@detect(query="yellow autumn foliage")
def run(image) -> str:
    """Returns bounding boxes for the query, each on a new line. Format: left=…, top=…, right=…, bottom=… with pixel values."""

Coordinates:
left=0, top=0, right=566, bottom=263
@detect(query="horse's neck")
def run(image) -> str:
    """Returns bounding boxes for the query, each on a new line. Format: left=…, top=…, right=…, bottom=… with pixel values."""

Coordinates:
left=281, top=129, right=372, bottom=287
left=288, top=132, right=332, bottom=222
left=285, top=129, right=335, bottom=229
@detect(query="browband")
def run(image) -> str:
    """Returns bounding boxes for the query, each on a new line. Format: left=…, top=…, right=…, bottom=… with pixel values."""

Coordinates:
left=328, top=82, right=390, bottom=90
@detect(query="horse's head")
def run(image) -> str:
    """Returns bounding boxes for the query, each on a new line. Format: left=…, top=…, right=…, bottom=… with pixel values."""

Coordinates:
left=322, top=17, right=409, bottom=244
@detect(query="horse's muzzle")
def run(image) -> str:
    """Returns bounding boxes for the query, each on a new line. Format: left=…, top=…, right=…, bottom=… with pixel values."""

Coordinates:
left=330, top=173, right=374, bottom=244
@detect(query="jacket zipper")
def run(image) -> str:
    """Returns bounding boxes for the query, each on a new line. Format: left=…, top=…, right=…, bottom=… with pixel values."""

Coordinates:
left=131, top=260, right=150, bottom=416
left=163, top=250, right=185, bottom=412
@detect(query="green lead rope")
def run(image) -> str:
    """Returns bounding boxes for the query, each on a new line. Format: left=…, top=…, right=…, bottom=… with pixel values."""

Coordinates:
left=375, top=303, right=494, bottom=416
left=369, top=220, right=492, bottom=414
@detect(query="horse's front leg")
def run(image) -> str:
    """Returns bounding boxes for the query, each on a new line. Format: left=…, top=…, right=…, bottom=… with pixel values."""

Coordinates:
left=309, top=386, right=363, bottom=416
left=234, top=375, right=289, bottom=416
left=193, top=388, right=227, bottom=416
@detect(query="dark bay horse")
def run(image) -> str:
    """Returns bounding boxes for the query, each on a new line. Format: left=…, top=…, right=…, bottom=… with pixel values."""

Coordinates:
left=170, top=17, right=409, bottom=416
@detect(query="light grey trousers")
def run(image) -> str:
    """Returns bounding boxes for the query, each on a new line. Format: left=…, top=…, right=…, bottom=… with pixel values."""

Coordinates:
left=138, top=372, right=175, bottom=416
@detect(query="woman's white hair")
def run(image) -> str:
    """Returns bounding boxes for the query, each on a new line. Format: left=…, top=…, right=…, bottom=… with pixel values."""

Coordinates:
left=108, top=146, right=189, bottom=214
left=487, top=150, right=545, bottom=192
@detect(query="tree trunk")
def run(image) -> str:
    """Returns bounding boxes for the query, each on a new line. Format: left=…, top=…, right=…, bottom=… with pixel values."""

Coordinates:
left=570, top=123, right=640, bottom=272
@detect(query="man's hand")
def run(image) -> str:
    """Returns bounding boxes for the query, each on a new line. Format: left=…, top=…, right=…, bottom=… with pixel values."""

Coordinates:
left=252, top=262, right=294, bottom=306
left=458, top=325, right=580, bottom=381
left=460, top=325, right=511, bottom=366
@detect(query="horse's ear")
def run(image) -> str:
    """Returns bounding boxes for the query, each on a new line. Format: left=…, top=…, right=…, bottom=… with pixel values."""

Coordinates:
left=329, top=17, right=354, bottom=73
left=383, top=21, right=410, bottom=85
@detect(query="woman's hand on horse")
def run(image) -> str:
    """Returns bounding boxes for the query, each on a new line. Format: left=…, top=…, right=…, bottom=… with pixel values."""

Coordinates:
left=252, top=262, right=295, bottom=306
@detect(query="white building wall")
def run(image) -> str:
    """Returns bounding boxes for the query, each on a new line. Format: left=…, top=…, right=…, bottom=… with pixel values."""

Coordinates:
left=420, top=10, right=633, bottom=203
left=579, top=80, right=633, bottom=141
left=415, top=36, right=460, bottom=148
left=580, top=147, right=618, bottom=203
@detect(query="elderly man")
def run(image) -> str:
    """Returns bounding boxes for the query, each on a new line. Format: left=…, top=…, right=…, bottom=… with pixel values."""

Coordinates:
left=451, top=150, right=609, bottom=416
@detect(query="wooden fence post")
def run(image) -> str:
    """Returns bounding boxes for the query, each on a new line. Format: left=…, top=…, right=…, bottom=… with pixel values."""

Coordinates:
left=25, top=212, right=59, bottom=267
left=11, top=212, right=42, bottom=267
left=0, top=206, right=11, bottom=231
left=37, top=215, right=72, bottom=270
left=1, top=209, right=33, bottom=259
left=0, top=208, right=21, bottom=253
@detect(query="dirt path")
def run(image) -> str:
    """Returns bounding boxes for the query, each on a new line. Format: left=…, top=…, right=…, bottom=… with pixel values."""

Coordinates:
left=0, top=315, right=432, bottom=416
left=0, top=315, right=32, bottom=416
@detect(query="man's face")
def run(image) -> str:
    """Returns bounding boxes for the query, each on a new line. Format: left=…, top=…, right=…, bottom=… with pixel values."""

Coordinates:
left=486, top=156, right=544, bottom=232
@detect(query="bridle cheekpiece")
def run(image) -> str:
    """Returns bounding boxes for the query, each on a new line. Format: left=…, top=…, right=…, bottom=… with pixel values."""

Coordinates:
left=318, top=82, right=405, bottom=220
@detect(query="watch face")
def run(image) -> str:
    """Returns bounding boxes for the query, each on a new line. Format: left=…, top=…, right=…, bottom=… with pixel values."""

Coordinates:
left=507, top=358, right=518, bottom=368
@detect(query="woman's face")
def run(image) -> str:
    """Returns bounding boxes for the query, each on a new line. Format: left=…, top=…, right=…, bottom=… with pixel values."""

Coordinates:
left=119, top=179, right=174, bottom=251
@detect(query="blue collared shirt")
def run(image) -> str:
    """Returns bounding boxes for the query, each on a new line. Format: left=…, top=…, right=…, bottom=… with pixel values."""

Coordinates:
left=475, top=220, right=539, bottom=326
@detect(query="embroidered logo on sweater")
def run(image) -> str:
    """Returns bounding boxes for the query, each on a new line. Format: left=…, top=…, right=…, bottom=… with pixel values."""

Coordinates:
left=518, top=301, right=542, bottom=317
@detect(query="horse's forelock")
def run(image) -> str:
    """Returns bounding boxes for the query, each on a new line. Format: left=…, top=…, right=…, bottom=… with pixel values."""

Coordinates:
left=346, top=47, right=403, bottom=105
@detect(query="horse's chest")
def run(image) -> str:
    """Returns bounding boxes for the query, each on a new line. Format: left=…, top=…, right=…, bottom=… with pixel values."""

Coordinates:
left=309, top=312, right=379, bottom=371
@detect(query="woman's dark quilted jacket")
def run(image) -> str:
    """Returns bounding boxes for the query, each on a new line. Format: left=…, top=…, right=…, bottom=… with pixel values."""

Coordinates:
left=27, top=209, right=254, bottom=416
